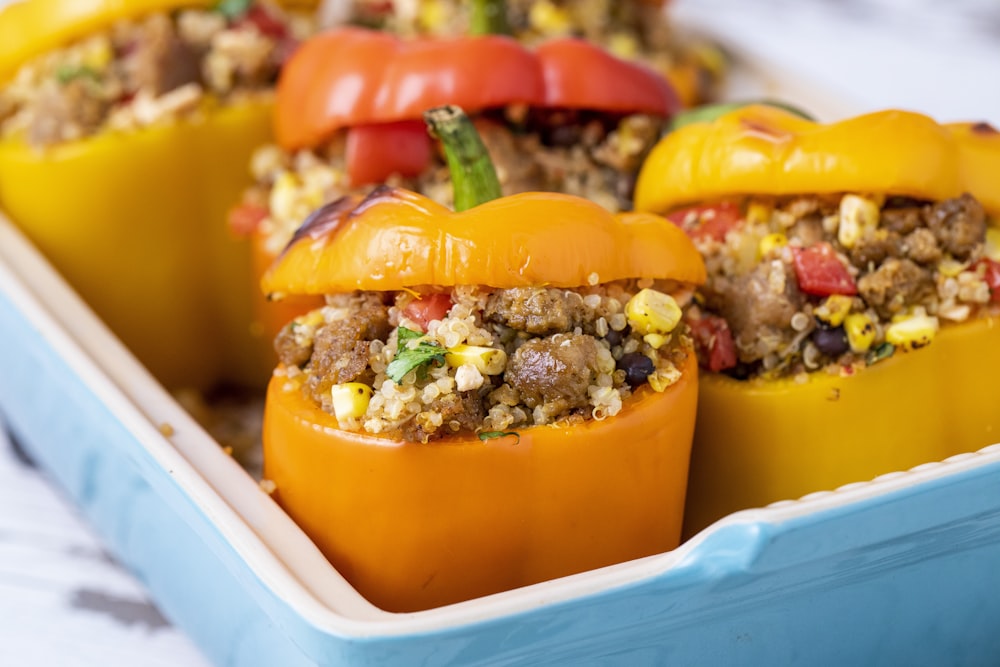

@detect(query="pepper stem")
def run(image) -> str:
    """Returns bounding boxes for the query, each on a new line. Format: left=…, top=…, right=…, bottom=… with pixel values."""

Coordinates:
left=467, top=0, right=511, bottom=36
left=424, top=105, right=502, bottom=211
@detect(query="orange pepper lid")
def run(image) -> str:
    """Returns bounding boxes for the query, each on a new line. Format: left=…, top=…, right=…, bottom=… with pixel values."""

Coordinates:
left=634, top=105, right=983, bottom=214
left=260, top=187, right=707, bottom=296
left=0, top=0, right=213, bottom=79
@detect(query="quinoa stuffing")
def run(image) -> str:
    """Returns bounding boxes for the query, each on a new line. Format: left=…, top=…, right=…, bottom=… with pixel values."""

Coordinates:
left=682, top=192, right=1000, bottom=380
left=0, top=0, right=313, bottom=147
left=243, top=109, right=664, bottom=258
left=273, top=281, right=693, bottom=443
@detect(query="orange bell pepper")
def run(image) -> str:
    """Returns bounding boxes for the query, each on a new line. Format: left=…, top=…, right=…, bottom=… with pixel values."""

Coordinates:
left=0, top=0, right=307, bottom=390
left=261, top=106, right=704, bottom=611
left=634, top=105, right=1000, bottom=535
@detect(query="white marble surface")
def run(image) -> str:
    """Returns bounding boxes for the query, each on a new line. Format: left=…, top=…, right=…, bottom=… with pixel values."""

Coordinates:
left=1, top=1, right=999, bottom=666
left=0, top=415, right=211, bottom=666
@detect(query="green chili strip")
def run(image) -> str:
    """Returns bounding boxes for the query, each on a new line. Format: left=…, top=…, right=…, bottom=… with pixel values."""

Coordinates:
left=215, top=0, right=252, bottom=19
left=423, top=105, right=503, bottom=211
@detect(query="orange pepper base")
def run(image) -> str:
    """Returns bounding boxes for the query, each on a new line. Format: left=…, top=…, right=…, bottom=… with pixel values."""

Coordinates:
left=683, top=315, right=1000, bottom=538
left=263, top=351, right=698, bottom=613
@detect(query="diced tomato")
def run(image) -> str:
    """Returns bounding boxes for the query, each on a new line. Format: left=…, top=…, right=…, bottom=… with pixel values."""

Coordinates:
left=346, top=121, right=433, bottom=187
left=791, top=243, right=858, bottom=296
left=977, top=258, right=1000, bottom=303
left=403, top=293, right=453, bottom=330
left=227, top=202, right=269, bottom=237
left=688, top=314, right=738, bottom=373
left=665, top=201, right=742, bottom=242
left=240, top=5, right=288, bottom=39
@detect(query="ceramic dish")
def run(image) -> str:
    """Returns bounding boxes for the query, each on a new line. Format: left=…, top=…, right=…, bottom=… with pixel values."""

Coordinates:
left=4, top=204, right=1000, bottom=665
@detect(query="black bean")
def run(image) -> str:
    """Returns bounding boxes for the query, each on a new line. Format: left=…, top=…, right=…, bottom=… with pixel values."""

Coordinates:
left=811, top=326, right=849, bottom=357
left=604, top=324, right=631, bottom=347
left=618, top=352, right=654, bottom=388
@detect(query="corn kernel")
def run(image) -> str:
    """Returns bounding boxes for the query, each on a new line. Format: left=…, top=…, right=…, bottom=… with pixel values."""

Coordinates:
left=445, top=344, right=507, bottom=375
left=838, top=194, right=880, bottom=249
left=295, top=310, right=325, bottom=328
left=985, top=227, right=1000, bottom=263
left=625, top=289, right=682, bottom=335
left=757, top=232, right=788, bottom=260
left=885, top=313, right=938, bottom=351
left=815, top=295, right=853, bottom=327
left=330, top=383, right=373, bottom=420
left=269, top=171, right=301, bottom=224
left=647, top=365, right=682, bottom=392
left=418, top=0, right=448, bottom=30
left=529, top=0, right=572, bottom=34
left=938, top=258, right=969, bottom=277
left=82, top=36, right=113, bottom=70
left=745, top=201, right=773, bottom=226
left=844, top=313, right=876, bottom=353
left=643, top=333, right=670, bottom=349
left=607, top=32, right=639, bottom=59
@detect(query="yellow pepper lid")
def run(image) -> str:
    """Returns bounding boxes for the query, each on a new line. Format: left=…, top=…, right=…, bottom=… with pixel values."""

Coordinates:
left=634, top=105, right=971, bottom=215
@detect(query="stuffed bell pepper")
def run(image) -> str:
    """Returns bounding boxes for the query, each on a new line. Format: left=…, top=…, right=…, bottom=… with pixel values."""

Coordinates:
left=0, top=0, right=313, bottom=389
left=260, top=106, right=705, bottom=612
left=348, top=0, right=724, bottom=106
left=634, top=105, right=1000, bottom=534
left=231, top=21, right=681, bottom=342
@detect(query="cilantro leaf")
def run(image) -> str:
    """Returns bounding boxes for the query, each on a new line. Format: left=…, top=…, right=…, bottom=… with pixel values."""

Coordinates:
left=386, top=327, right=445, bottom=383
left=396, top=326, right=423, bottom=344
left=56, top=65, right=100, bottom=85
left=215, top=0, right=253, bottom=19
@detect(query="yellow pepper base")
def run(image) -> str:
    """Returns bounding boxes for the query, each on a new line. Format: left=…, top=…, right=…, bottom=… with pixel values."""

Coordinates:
left=683, top=315, right=1000, bottom=537
left=263, top=351, right=698, bottom=613
left=0, top=98, right=276, bottom=391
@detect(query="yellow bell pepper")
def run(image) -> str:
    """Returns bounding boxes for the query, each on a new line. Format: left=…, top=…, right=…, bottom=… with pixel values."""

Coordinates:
left=0, top=0, right=291, bottom=389
left=634, top=105, right=1000, bottom=535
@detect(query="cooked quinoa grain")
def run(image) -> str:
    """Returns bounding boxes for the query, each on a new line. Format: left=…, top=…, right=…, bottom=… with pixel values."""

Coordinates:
left=275, top=282, right=692, bottom=443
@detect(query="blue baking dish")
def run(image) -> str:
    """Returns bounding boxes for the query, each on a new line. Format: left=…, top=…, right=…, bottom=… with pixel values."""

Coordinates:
left=3, top=211, right=1000, bottom=666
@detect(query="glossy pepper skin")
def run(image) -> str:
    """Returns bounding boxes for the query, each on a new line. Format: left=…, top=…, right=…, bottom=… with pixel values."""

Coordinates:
left=274, top=26, right=681, bottom=152
left=634, top=105, right=1000, bottom=536
left=0, top=0, right=277, bottom=389
left=262, top=186, right=704, bottom=612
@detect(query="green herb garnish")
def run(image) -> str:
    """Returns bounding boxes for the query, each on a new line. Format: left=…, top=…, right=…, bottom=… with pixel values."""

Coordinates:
left=478, top=431, right=520, bottom=444
left=215, top=0, right=253, bottom=19
left=866, top=342, right=895, bottom=366
left=386, top=327, right=446, bottom=383
left=56, top=65, right=100, bottom=85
